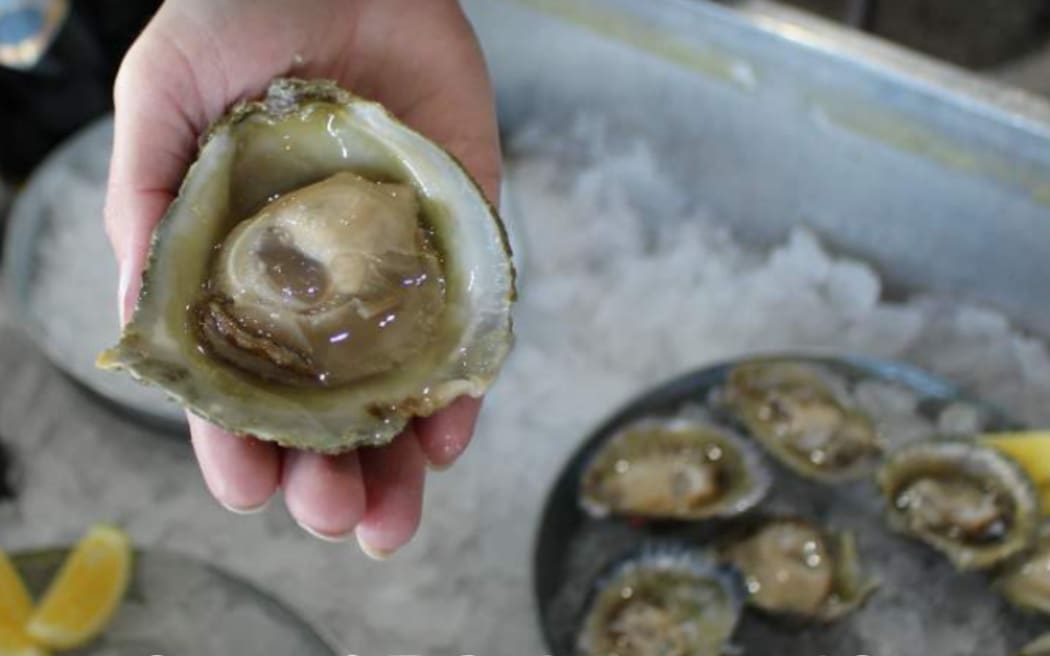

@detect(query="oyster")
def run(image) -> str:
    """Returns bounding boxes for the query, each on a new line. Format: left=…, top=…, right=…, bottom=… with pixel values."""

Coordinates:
left=997, top=523, right=1050, bottom=615
left=98, top=79, right=515, bottom=452
left=577, top=548, right=745, bottom=656
left=717, top=361, right=881, bottom=482
left=578, top=417, right=772, bottom=520
left=877, top=439, right=1040, bottom=570
left=720, top=517, right=877, bottom=621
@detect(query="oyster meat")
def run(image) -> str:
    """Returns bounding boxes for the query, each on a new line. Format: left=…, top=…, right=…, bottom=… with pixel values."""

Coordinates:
left=997, top=523, right=1050, bottom=615
left=717, top=360, right=881, bottom=482
left=720, top=517, right=877, bottom=621
left=877, top=439, right=1040, bottom=570
left=98, top=79, right=515, bottom=452
left=577, top=548, right=745, bottom=656
left=579, top=417, right=772, bottom=520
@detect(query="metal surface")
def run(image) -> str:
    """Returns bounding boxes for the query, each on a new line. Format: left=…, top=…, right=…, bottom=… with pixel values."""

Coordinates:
left=998, top=43, right=1050, bottom=98
left=463, top=0, right=1050, bottom=335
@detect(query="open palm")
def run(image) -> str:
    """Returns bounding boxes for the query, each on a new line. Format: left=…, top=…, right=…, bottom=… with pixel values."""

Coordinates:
left=104, top=0, right=501, bottom=557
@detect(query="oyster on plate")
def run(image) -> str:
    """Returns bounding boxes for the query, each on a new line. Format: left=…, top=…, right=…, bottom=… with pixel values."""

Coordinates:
left=720, top=516, right=878, bottom=621
left=717, top=360, right=881, bottom=483
left=577, top=548, right=745, bottom=656
left=97, top=79, right=515, bottom=452
left=997, top=523, right=1050, bottom=615
left=578, top=416, right=772, bottom=520
left=877, top=439, right=1040, bottom=570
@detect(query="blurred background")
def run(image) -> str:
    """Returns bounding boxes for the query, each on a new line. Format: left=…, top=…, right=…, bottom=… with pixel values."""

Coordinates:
left=2, top=0, right=1050, bottom=190
left=0, top=0, right=160, bottom=181
left=3, top=0, right=1050, bottom=653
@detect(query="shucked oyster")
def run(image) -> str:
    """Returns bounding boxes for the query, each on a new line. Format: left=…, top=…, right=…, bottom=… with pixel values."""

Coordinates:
left=997, top=523, right=1050, bottom=615
left=577, top=548, right=745, bottom=656
left=717, top=361, right=881, bottom=483
left=98, top=79, right=515, bottom=452
left=720, top=516, right=878, bottom=622
left=579, top=417, right=772, bottom=520
left=877, top=439, right=1040, bottom=570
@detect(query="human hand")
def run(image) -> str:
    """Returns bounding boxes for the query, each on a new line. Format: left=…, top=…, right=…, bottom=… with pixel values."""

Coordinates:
left=104, top=0, right=501, bottom=557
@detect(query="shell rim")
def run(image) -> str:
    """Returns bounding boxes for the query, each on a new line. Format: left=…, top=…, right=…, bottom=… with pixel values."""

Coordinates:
left=577, top=413, right=773, bottom=521
left=875, top=437, right=1042, bottom=571
left=716, top=360, right=883, bottom=484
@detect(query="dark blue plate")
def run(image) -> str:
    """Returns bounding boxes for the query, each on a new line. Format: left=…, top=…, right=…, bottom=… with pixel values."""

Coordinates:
left=533, top=354, right=1035, bottom=656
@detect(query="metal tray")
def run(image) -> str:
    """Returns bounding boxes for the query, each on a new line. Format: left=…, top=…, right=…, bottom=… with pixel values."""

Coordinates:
left=464, top=0, right=1050, bottom=334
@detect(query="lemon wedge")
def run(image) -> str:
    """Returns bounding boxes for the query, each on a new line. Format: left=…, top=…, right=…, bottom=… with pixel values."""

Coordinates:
left=25, top=526, right=132, bottom=650
left=0, top=623, right=47, bottom=656
left=0, top=550, right=33, bottom=627
left=981, top=432, right=1050, bottom=511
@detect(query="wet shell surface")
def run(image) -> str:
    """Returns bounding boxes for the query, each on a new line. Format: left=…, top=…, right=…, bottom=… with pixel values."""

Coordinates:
left=97, top=79, right=515, bottom=452
left=877, top=439, right=1040, bottom=570
left=717, top=360, right=881, bottom=483
left=578, top=416, right=772, bottom=520
left=576, top=547, right=745, bottom=656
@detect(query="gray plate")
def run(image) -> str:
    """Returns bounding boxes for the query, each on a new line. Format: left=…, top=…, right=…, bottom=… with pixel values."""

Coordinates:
left=13, top=548, right=337, bottom=655
left=2, top=116, right=187, bottom=432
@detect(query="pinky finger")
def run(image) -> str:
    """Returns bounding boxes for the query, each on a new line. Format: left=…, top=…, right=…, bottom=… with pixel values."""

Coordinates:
left=354, top=430, right=427, bottom=559
left=188, top=413, right=281, bottom=513
left=414, top=396, right=481, bottom=470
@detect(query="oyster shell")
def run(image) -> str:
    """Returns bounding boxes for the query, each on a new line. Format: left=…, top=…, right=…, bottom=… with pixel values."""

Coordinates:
left=577, top=548, right=745, bottom=656
left=876, top=439, right=1040, bottom=570
left=717, top=361, right=881, bottom=482
left=97, top=79, right=515, bottom=452
left=720, top=516, right=878, bottom=622
left=997, top=523, right=1050, bottom=615
left=578, top=417, right=772, bottom=520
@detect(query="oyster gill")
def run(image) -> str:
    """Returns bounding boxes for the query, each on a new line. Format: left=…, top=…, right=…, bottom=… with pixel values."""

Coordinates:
left=718, top=361, right=881, bottom=482
left=98, top=79, right=515, bottom=452
left=721, top=517, right=877, bottom=621
left=877, top=439, right=1040, bottom=570
left=577, top=548, right=745, bottom=656
left=578, top=417, right=772, bottom=520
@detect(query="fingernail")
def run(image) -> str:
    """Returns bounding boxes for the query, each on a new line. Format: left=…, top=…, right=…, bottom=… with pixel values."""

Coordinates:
left=220, top=497, right=271, bottom=516
left=297, top=521, right=353, bottom=543
left=117, top=262, right=133, bottom=326
left=356, top=534, right=393, bottom=560
left=425, top=459, right=452, bottom=473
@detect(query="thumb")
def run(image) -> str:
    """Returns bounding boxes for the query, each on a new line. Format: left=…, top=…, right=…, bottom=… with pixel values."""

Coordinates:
left=103, top=14, right=216, bottom=325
